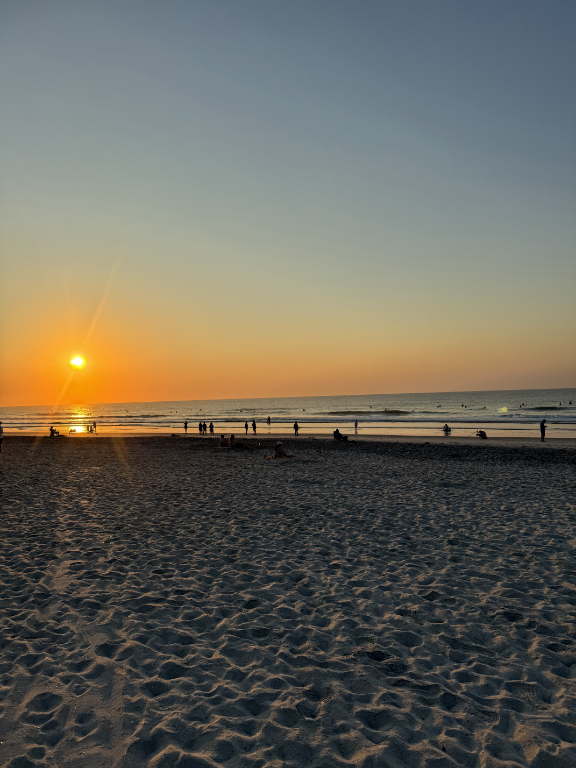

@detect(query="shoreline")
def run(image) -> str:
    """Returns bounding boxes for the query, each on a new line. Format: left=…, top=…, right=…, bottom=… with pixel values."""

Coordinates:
left=4, top=431, right=576, bottom=449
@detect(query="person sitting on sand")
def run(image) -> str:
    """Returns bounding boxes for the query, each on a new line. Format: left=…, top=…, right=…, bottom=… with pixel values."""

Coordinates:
left=219, top=435, right=229, bottom=447
left=231, top=435, right=245, bottom=450
left=442, top=424, right=451, bottom=434
left=333, top=429, right=348, bottom=441
left=476, top=430, right=487, bottom=439
left=273, top=441, right=294, bottom=458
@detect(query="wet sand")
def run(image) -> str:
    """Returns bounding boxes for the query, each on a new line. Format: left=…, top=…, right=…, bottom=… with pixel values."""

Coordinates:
left=6, top=430, right=576, bottom=448
left=1, top=436, right=575, bottom=768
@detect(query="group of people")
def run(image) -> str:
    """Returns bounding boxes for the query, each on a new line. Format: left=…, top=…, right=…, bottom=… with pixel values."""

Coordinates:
left=219, top=434, right=244, bottom=449
left=440, top=421, right=549, bottom=441
left=185, top=418, right=301, bottom=436
left=443, top=424, right=487, bottom=439
left=184, top=421, right=215, bottom=435
left=186, top=416, right=549, bottom=444
left=48, top=420, right=97, bottom=436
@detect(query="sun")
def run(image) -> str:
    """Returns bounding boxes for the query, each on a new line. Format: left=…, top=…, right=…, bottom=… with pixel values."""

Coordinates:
left=70, top=356, right=85, bottom=369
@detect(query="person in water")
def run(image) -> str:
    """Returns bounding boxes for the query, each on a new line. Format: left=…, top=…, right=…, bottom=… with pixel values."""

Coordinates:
left=267, top=416, right=271, bottom=426
left=273, top=441, right=293, bottom=458
left=540, top=419, right=546, bottom=442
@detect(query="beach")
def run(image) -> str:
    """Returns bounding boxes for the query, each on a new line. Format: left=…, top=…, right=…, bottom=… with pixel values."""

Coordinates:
left=1, top=436, right=575, bottom=768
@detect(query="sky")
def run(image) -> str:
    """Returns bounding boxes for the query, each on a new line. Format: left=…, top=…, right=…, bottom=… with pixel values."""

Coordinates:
left=1, top=0, right=574, bottom=406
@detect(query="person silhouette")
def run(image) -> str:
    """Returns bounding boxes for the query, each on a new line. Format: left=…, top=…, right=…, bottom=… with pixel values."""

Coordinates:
left=540, top=419, right=546, bottom=442
left=293, top=421, right=299, bottom=436
left=184, top=420, right=188, bottom=433
left=252, top=420, right=257, bottom=434
left=244, top=421, right=248, bottom=435
left=198, top=421, right=203, bottom=434
left=267, top=416, right=271, bottom=426
left=209, top=422, right=214, bottom=435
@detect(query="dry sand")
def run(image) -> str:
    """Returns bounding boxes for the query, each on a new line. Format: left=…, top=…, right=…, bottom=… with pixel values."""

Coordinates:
left=1, top=436, right=575, bottom=768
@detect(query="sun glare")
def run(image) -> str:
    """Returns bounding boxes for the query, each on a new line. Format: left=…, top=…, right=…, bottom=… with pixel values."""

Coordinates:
left=70, top=356, right=85, bottom=368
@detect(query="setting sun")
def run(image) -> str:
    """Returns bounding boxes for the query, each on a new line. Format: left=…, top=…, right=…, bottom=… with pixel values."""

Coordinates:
left=70, top=356, right=85, bottom=368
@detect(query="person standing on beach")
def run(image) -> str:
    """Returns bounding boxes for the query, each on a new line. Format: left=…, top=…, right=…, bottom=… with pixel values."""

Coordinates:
left=267, top=416, right=271, bottom=426
left=209, top=422, right=214, bottom=435
left=184, top=420, right=188, bottom=433
left=244, top=421, right=248, bottom=434
left=93, top=420, right=97, bottom=433
left=293, top=421, right=299, bottom=435
left=540, top=419, right=546, bottom=442
left=252, top=419, right=257, bottom=434
left=198, top=421, right=203, bottom=435
left=0, top=421, right=3, bottom=453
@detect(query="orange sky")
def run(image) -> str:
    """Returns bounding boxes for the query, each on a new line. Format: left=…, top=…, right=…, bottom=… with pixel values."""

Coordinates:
left=1, top=2, right=575, bottom=406
left=1, top=248, right=573, bottom=406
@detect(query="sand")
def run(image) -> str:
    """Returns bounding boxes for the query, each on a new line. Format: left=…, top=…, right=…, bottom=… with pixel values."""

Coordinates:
left=1, top=436, right=575, bottom=768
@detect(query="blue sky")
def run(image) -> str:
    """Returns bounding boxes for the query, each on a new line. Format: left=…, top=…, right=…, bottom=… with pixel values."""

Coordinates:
left=1, top=1, right=574, bottom=404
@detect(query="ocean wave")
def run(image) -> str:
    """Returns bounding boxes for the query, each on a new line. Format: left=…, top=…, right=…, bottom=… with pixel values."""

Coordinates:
left=326, top=410, right=412, bottom=416
left=524, top=406, right=569, bottom=411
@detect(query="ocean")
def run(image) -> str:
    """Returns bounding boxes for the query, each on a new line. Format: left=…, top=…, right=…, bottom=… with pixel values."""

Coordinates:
left=1, top=388, right=575, bottom=438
